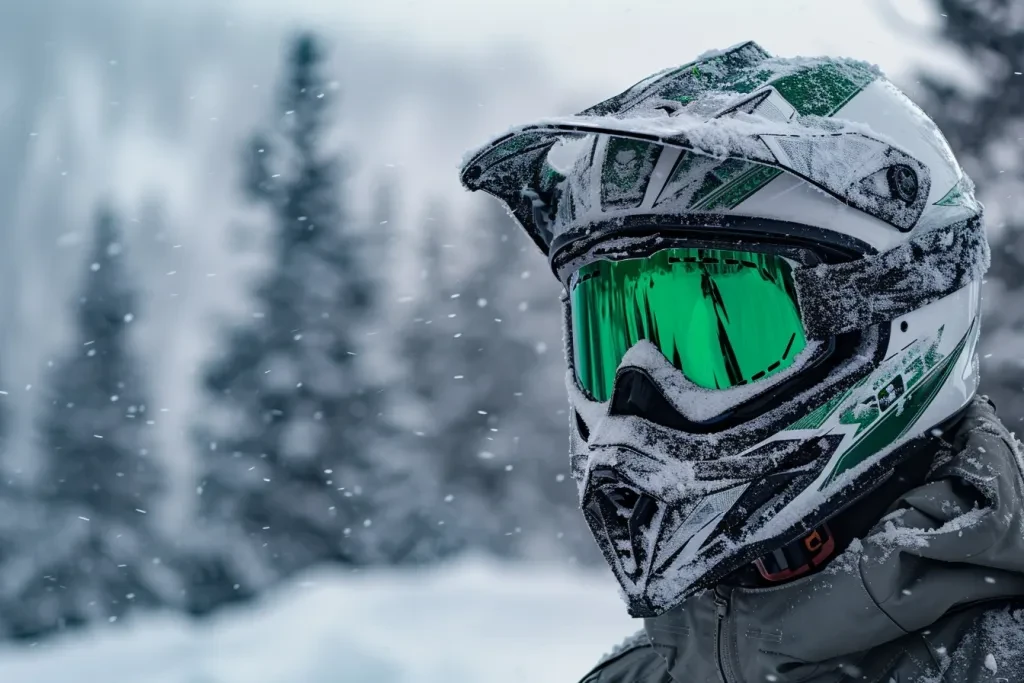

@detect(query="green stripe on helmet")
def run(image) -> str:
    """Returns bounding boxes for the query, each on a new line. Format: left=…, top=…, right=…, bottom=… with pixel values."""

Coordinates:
left=820, top=324, right=973, bottom=488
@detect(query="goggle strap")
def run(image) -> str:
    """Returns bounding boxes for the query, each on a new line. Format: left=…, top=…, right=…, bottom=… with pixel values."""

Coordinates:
left=796, top=216, right=987, bottom=340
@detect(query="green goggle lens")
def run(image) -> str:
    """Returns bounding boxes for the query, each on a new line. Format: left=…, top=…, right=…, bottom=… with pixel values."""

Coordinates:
left=570, top=247, right=807, bottom=402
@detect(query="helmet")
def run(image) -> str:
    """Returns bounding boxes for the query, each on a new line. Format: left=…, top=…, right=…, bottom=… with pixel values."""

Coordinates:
left=459, top=41, right=989, bottom=617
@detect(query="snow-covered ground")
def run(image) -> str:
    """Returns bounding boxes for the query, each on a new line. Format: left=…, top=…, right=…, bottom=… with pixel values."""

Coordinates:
left=0, top=557, right=637, bottom=683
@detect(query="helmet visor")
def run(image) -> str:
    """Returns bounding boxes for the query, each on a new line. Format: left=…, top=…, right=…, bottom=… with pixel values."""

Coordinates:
left=570, top=247, right=808, bottom=402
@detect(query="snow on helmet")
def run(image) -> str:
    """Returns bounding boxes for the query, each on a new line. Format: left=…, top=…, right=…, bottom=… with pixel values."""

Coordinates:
left=459, top=41, right=989, bottom=617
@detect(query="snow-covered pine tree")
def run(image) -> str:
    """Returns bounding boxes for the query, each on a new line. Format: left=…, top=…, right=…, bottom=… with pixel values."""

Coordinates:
left=918, top=0, right=1024, bottom=423
left=8, top=206, right=170, bottom=639
left=338, top=180, right=444, bottom=565
left=396, top=198, right=576, bottom=557
left=196, top=33, right=380, bottom=587
left=460, top=200, right=590, bottom=561
left=0, top=362, right=6, bottom=470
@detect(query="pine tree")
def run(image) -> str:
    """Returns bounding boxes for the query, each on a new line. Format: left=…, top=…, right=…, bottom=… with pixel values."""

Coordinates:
left=0, top=362, right=6, bottom=468
left=367, top=178, right=397, bottom=273
left=918, top=0, right=1024, bottom=423
left=343, top=181, right=445, bottom=564
left=397, top=198, right=579, bottom=557
left=196, top=33, right=380, bottom=590
left=5, top=206, right=169, bottom=639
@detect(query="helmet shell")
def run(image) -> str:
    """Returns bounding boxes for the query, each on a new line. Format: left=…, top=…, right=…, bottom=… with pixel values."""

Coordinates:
left=460, top=41, right=981, bottom=261
left=459, top=41, right=988, bottom=616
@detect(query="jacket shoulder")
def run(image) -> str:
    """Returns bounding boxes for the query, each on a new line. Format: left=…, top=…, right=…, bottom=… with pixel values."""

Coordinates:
left=578, top=630, right=668, bottom=683
left=953, top=394, right=1021, bottom=456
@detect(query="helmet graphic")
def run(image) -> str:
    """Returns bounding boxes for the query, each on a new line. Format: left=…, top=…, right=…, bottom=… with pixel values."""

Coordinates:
left=459, top=41, right=989, bottom=617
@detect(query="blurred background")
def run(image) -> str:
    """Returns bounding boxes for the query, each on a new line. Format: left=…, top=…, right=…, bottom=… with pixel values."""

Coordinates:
left=0, top=0, right=1021, bottom=681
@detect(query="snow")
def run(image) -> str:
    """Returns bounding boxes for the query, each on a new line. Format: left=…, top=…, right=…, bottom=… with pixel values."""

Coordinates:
left=976, top=608, right=1024, bottom=680
left=616, top=339, right=825, bottom=423
left=0, top=557, right=635, bottom=683
left=796, top=216, right=989, bottom=339
left=696, top=41, right=756, bottom=61
left=499, top=110, right=886, bottom=169
left=483, top=107, right=935, bottom=238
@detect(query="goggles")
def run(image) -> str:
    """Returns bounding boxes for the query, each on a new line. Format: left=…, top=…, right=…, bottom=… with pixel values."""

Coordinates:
left=569, top=247, right=807, bottom=402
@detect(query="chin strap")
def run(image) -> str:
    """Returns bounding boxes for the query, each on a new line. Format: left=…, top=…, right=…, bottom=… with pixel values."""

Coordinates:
left=753, top=523, right=837, bottom=583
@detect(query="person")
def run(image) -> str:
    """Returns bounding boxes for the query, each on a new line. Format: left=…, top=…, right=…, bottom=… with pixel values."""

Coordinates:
left=458, top=41, right=1024, bottom=682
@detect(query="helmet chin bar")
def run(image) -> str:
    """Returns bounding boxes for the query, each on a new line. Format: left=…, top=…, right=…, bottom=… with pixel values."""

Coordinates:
left=578, top=426, right=899, bottom=617
left=577, top=432, right=839, bottom=616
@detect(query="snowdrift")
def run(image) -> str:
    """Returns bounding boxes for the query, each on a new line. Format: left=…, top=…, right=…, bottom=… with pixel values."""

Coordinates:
left=0, top=557, right=636, bottom=683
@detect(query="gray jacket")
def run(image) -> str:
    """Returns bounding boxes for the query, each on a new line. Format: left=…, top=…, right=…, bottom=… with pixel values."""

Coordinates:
left=581, top=396, right=1024, bottom=682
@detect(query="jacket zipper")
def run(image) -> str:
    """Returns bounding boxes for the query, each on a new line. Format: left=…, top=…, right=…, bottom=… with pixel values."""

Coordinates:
left=713, top=585, right=733, bottom=683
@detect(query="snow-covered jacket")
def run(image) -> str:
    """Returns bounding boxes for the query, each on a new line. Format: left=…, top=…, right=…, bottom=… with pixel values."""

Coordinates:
left=580, top=395, right=1024, bottom=682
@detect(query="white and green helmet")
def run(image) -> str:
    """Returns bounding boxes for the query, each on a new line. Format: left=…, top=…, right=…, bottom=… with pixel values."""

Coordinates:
left=459, top=41, right=990, bottom=617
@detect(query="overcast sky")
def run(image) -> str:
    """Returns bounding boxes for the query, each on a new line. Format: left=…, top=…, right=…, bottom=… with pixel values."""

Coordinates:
left=226, top=0, right=969, bottom=93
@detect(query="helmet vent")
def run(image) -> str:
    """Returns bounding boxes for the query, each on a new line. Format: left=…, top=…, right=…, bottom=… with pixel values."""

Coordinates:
left=574, top=410, right=591, bottom=442
left=589, top=474, right=661, bottom=581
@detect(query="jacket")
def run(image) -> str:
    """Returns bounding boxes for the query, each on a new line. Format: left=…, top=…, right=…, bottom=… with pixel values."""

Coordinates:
left=581, top=395, right=1024, bottom=682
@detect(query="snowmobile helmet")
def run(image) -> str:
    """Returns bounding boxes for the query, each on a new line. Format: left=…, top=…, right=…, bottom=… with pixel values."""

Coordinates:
left=458, top=41, right=990, bottom=617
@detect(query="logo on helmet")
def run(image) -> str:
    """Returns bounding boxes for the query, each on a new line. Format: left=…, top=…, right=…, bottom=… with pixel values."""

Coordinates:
left=887, top=164, right=919, bottom=204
